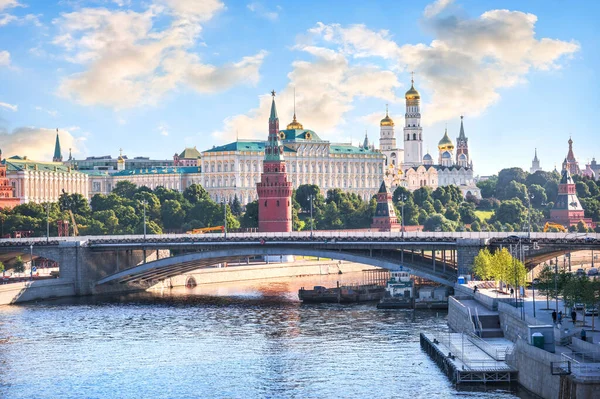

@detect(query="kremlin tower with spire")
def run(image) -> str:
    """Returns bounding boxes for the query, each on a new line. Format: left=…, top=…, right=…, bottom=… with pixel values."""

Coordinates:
left=256, top=91, right=293, bottom=233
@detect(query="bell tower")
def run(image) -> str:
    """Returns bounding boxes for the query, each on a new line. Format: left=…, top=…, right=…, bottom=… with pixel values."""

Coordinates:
left=403, top=73, right=423, bottom=167
left=256, top=91, right=293, bottom=232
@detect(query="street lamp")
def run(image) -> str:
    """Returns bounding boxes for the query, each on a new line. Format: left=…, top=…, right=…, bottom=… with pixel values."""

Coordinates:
left=307, top=195, right=314, bottom=239
left=400, top=195, right=407, bottom=238
left=141, top=199, right=147, bottom=240
left=222, top=200, right=228, bottom=240
left=528, top=193, right=534, bottom=238
left=45, top=203, right=50, bottom=243
left=29, top=244, right=33, bottom=281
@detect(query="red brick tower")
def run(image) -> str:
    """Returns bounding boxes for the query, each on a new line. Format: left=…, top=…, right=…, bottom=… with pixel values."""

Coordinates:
left=257, top=91, right=293, bottom=232
left=0, top=150, right=19, bottom=210
left=371, top=181, right=400, bottom=231
left=550, top=168, right=594, bottom=228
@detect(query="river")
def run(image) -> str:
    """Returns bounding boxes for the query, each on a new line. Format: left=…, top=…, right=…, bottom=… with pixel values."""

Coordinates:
left=0, top=272, right=532, bottom=398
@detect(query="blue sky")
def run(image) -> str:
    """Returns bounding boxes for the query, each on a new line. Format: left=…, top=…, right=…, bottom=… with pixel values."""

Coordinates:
left=0, top=0, right=597, bottom=176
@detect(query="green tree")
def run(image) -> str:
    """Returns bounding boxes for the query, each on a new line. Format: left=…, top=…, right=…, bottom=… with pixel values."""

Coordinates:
left=183, top=184, right=210, bottom=204
left=576, top=182, right=591, bottom=198
left=318, top=202, right=343, bottom=230
left=90, top=193, right=123, bottom=212
left=392, top=186, right=412, bottom=204
left=505, top=181, right=528, bottom=203
left=230, top=195, right=243, bottom=217
left=492, top=199, right=526, bottom=225
left=0, top=261, right=4, bottom=277
left=477, top=177, right=497, bottom=199
left=295, top=184, right=324, bottom=212
left=13, top=256, right=25, bottom=274
left=536, top=264, right=555, bottom=309
left=459, top=202, right=477, bottom=224
left=496, top=168, right=527, bottom=199
left=423, top=213, right=456, bottom=232
left=473, top=248, right=493, bottom=280
left=444, top=205, right=460, bottom=222
left=528, top=184, right=547, bottom=208
left=113, top=181, right=138, bottom=199
left=413, top=186, right=433, bottom=207
left=161, top=200, right=186, bottom=230
left=135, top=220, right=163, bottom=235
left=544, top=181, right=559, bottom=203
left=240, top=200, right=259, bottom=229
left=94, top=210, right=119, bottom=235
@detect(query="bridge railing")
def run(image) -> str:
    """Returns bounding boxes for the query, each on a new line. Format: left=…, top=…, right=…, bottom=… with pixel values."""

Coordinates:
left=0, top=231, right=597, bottom=244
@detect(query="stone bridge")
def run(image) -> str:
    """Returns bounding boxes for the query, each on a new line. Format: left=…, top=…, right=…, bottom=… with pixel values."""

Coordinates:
left=0, top=231, right=598, bottom=303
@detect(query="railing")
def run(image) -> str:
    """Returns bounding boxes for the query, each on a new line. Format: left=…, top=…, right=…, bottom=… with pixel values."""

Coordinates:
left=468, top=307, right=477, bottom=334
left=436, top=333, right=509, bottom=370
left=475, top=307, right=484, bottom=336
left=561, top=352, right=600, bottom=381
left=467, top=332, right=514, bottom=361
left=0, top=231, right=598, bottom=244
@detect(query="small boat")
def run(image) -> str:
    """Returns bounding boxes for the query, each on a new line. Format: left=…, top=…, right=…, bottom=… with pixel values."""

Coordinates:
left=299, top=282, right=386, bottom=304
left=377, top=270, right=414, bottom=309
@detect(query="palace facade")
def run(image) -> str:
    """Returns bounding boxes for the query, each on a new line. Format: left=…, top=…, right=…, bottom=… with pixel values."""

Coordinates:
left=201, top=110, right=384, bottom=204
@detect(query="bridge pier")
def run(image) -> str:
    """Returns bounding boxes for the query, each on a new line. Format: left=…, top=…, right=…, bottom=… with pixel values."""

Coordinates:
left=456, top=238, right=486, bottom=276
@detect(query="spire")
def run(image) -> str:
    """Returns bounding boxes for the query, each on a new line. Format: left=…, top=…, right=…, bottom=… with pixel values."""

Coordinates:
left=53, top=128, right=63, bottom=162
left=269, top=90, right=278, bottom=120
left=533, top=148, right=539, bottom=162
left=363, top=130, right=370, bottom=149
left=378, top=180, right=388, bottom=194
left=458, top=115, right=466, bottom=140
left=286, top=88, right=304, bottom=130
left=68, top=148, right=72, bottom=161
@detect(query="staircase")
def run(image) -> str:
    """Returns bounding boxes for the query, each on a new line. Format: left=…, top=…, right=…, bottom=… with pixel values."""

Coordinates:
left=472, top=314, right=504, bottom=338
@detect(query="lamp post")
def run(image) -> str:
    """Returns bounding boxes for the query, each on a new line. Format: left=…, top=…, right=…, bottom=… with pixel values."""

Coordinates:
left=223, top=200, right=228, bottom=240
left=45, top=203, right=50, bottom=243
left=532, top=268, right=536, bottom=318
left=29, top=244, right=33, bottom=281
left=141, top=199, right=147, bottom=240
left=400, top=195, right=407, bottom=238
left=528, top=193, right=534, bottom=239
left=307, top=195, right=314, bottom=239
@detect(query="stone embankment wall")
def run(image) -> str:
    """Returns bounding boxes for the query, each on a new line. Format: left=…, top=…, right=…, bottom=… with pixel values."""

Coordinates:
left=507, top=339, right=561, bottom=399
left=0, top=279, right=75, bottom=305
left=151, top=261, right=378, bottom=288
left=497, top=301, right=544, bottom=342
left=447, top=295, right=474, bottom=332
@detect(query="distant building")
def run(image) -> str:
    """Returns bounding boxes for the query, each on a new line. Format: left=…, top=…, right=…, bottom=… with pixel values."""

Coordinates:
left=562, top=137, right=581, bottom=176
left=530, top=148, right=541, bottom=174
left=173, top=147, right=201, bottom=166
left=0, top=150, right=20, bottom=209
left=87, top=166, right=202, bottom=197
left=5, top=156, right=88, bottom=204
left=200, top=102, right=384, bottom=204
left=588, top=158, right=600, bottom=180
left=371, top=181, right=400, bottom=232
left=550, top=168, right=594, bottom=228
left=52, top=129, right=63, bottom=163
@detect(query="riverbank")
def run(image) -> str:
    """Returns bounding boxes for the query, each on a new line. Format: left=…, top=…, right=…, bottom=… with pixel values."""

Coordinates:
left=148, top=259, right=378, bottom=290
left=446, top=283, right=600, bottom=398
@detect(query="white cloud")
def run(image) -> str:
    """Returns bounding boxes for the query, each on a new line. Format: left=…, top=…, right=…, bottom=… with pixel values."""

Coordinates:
left=213, top=2, right=579, bottom=145
left=54, top=1, right=266, bottom=108
left=302, top=5, right=579, bottom=125
left=423, top=0, right=454, bottom=18
left=0, top=127, right=86, bottom=160
left=0, top=50, right=9, bottom=66
left=0, top=101, right=17, bottom=111
left=213, top=45, right=400, bottom=142
left=158, top=122, right=169, bottom=136
left=0, top=0, right=21, bottom=12
left=35, top=106, right=58, bottom=117
left=247, top=2, right=279, bottom=21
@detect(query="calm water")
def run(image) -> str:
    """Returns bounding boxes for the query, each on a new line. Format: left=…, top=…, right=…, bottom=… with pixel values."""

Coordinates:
left=0, top=275, right=528, bottom=399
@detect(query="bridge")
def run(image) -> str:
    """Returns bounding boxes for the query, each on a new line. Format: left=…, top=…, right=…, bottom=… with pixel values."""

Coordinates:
left=0, top=231, right=598, bottom=303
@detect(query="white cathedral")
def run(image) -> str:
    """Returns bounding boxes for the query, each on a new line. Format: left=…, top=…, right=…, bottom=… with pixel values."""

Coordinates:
left=373, top=77, right=481, bottom=198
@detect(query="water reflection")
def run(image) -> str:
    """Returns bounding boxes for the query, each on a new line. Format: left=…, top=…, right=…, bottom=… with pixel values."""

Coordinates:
left=0, top=274, right=530, bottom=399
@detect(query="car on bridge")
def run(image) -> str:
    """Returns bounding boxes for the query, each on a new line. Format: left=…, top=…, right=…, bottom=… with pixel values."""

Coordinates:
left=588, top=268, right=598, bottom=276
left=585, top=307, right=599, bottom=316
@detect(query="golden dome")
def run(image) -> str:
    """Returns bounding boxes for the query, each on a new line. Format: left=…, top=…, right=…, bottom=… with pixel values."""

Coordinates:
left=286, top=113, right=303, bottom=130
left=438, top=128, right=454, bottom=151
left=405, top=82, right=420, bottom=100
left=380, top=113, right=394, bottom=127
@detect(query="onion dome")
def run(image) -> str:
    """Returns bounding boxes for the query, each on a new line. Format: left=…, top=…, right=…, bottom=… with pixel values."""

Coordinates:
left=405, top=78, right=420, bottom=100
left=458, top=153, right=467, bottom=161
left=442, top=151, right=452, bottom=159
left=286, top=113, right=303, bottom=130
left=380, top=106, right=394, bottom=127
left=438, top=128, right=454, bottom=151
left=423, top=153, right=433, bottom=161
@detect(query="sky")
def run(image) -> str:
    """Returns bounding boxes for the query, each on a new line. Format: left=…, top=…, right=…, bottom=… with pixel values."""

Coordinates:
left=0, top=0, right=597, bottom=176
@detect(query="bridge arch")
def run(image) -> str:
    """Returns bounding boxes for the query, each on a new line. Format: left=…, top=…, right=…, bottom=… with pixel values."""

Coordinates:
left=97, top=246, right=458, bottom=287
